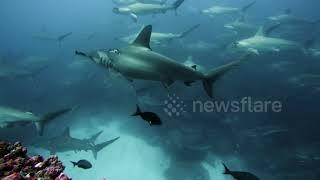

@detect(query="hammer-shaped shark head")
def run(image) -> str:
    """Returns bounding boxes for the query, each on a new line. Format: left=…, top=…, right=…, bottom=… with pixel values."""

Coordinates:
left=112, top=7, right=130, bottom=14
left=75, top=50, right=113, bottom=68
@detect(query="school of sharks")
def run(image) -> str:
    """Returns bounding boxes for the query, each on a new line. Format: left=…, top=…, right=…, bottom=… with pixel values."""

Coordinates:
left=1, top=0, right=320, bottom=179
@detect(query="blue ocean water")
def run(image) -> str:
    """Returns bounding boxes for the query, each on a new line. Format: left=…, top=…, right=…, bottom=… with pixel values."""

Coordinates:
left=1, top=0, right=320, bottom=179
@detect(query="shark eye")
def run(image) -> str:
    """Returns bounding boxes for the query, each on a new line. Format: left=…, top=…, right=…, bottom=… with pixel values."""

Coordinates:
left=108, top=49, right=121, bottom=55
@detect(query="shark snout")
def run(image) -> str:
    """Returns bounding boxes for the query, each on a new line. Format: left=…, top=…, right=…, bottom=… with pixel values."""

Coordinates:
left=113, top=8, right=120, bottom=14
left=229, top=41, right=240, bottom=49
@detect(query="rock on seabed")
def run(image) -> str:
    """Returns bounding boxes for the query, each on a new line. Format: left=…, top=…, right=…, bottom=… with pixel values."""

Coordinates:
left=0, top=141, right=71, bottom=180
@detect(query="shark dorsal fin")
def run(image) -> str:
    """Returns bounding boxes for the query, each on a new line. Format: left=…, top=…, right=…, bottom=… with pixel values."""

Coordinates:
left=255, top=26, right=264, bottom=37
left=132, top=25, right=152, bottom=50
left=62, top=127, right=70, bottom=137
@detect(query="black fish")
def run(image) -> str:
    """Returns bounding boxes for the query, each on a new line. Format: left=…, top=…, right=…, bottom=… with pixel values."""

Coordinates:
left=132, top=105, right=162, bottom=126
left=71, top=160, right=92, bottom=169
left=223, top=163, right=260, bottom=180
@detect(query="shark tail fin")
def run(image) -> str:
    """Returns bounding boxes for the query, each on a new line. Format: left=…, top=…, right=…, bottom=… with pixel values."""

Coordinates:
left=241, top=0, right=256, bottom=13
left=92, top=137, right=120, bottom=159
left=179, top=24, right=200, bottom=38
left=222, top=163, right=231, bottom=174
left=131, top=105, right=142, bottom=116
left=88, top=130, right=104, bottom=144
left=57, top=32, right=72, bottom=42
left=56, top=32, right=72, bottom=47
left=36, top=108, right=72, bottom=136
left=172, top=0, right=184, bottom=9
left=70, top=161, right=77, bottom=167
left=202, top=55, right=250, bottom=98
left=28, top=65, right=49, bottom=80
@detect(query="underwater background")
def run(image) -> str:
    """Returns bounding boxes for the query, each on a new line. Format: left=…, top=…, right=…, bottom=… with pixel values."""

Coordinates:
left=1, top=0, right=320, bottom=179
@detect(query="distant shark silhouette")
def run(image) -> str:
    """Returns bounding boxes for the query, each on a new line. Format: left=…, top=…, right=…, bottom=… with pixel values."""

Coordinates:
left=112, top=0, right=185, bottom=22
left=32, top=127, right=120, bottom=159
left=0, top=106, right=71, bottom=136
left=32, top=32, right=72, bottom=47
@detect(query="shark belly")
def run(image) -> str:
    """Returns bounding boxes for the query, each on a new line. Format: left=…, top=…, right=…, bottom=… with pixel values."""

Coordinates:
left=130, top=4, right=167, bottom=14
left=0, top=107, right=37, bottom=123
left=241, top=36, right=301, bottom=53
left=259, top=39, right=300, bottom=52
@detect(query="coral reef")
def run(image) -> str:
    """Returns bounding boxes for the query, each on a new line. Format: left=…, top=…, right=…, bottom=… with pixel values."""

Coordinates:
left=0, top=141, right=71, bottom=180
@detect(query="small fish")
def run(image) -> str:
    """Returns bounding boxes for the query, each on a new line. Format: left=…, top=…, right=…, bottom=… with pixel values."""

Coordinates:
left=131, top=105, right=162, bottom=126
left=223, top=163, right=260, bottom=180
left=71, top=160, right=92, bottom=169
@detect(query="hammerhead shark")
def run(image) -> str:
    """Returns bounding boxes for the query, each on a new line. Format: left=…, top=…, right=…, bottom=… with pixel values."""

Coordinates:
left=112, top=0, right=185, bottom=22
left=31, top=127, right=120, bottom=159
left=75, top=25, right=249, bottom=97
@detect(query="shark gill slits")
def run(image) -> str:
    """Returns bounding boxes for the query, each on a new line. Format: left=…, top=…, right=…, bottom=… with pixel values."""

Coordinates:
left=99, top=57, right=112, bottom=68
left=99, top=57, right=104, bottom=65
left=108, top=61, right=113, bottom=69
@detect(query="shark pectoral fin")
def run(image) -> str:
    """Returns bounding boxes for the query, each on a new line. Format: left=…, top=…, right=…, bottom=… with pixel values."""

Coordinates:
left=130, top=13, right=138, bottom=23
